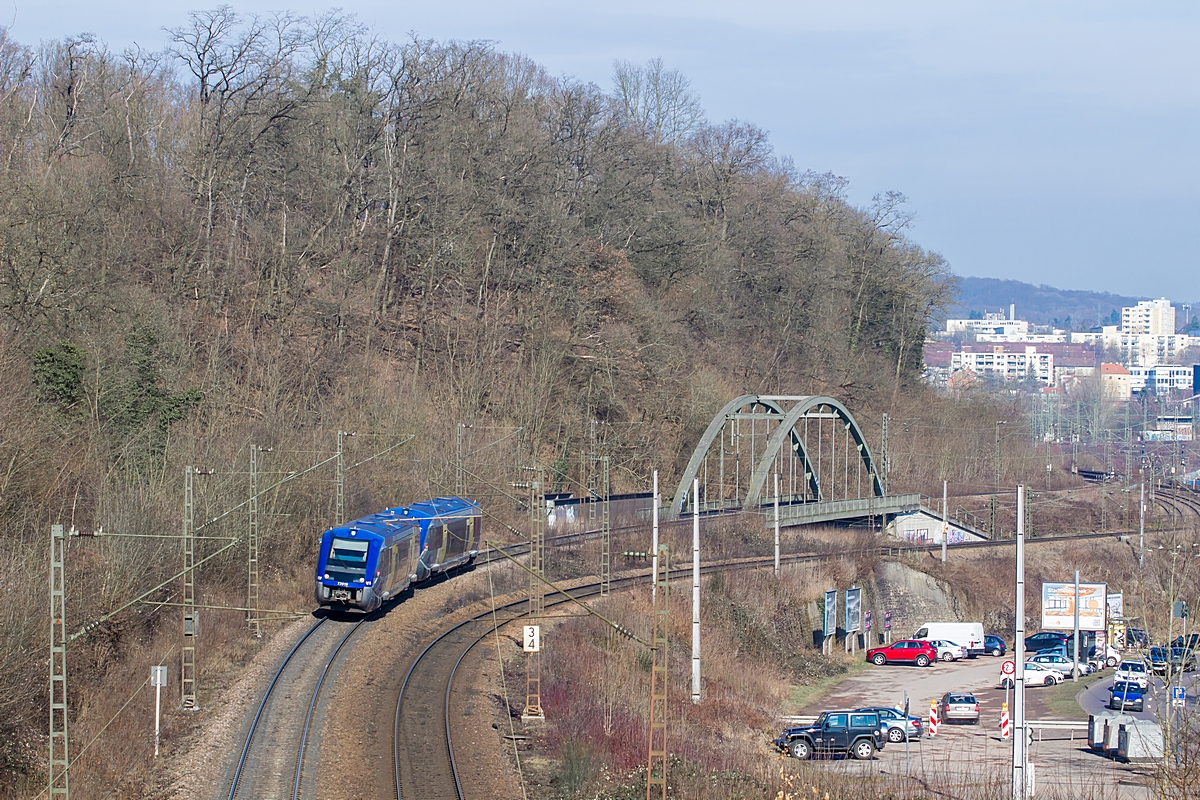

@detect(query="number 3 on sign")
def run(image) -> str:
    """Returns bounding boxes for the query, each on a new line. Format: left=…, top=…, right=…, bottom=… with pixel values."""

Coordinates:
left=523, top=625, right=541, bottom=652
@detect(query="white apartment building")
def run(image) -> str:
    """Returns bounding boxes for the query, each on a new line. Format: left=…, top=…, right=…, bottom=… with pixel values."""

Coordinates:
left=951, top=346, right=1054, bottom=384
left=1122, top=298, right=1175, bottom=335
left=976, top=333, right=1067, bottom=344
left=1147, top=366, right=1194, bottom=395
left=1071, top=326, right=1196, bottom=368
left=946, top=317, right=1029, bottom=337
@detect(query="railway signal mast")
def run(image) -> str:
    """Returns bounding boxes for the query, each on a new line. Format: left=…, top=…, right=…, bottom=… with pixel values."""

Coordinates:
left=646, top=543, right=669, bottom=800
left=522, top=468, right=546, bottom=720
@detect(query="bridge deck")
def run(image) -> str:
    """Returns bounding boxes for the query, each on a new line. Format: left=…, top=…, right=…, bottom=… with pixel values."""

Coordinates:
left=761, top=493, right=922, bottom=527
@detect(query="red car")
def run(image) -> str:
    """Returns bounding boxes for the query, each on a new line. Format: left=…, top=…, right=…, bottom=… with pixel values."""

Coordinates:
left=866, top=639, right=937, bottom=667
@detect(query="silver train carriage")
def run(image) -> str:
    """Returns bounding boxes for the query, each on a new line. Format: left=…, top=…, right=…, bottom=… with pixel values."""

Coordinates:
left=315, top=496, right=482, bottom=612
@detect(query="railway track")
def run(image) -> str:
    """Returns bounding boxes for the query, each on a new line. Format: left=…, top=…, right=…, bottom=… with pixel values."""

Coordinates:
left=390, top=524, right=1149, bottom=800
left=227, top=615, right=368, bottom=800
left=219, top=514, right=1146, bottom=800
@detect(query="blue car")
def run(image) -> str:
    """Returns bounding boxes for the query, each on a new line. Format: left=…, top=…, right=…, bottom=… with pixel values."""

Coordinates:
left=985, top=635, right=1006, bottom=657
left=1109, top=681, right=1144, bottom=711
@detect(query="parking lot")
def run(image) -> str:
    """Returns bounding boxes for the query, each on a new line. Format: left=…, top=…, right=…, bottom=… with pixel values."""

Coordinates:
left=786, top=654, right=1158, bottom=798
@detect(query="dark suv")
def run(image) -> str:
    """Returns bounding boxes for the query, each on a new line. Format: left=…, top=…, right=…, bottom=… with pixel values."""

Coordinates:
left=774, top=710, right=885, bottom=760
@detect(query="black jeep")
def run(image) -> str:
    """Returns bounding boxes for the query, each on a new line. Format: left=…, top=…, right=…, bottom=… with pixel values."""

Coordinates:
left=773, top=710, right=885, bottom=760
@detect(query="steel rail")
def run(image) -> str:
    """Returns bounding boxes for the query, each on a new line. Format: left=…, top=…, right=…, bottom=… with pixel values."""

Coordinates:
left=292, top=619, right=367, bottom=800
left=228, top=617, right=327, bottom=800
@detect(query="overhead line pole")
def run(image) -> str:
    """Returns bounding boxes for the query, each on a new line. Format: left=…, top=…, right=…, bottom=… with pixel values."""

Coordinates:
left=247, top=445, right=260, bottom=638
left=49, top=523, right=69, bottom=800
left=1013, top=485, right=1027, bottom=800
left=181, top=466, right=198, bottom=710
left=651, top=470, right=660, bottom=598
left=601, top=456, right=611, bottom=597
left=691, top=478, right=701, bottom=705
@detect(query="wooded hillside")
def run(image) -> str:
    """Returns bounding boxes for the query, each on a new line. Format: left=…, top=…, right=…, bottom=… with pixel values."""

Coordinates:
left=0, top=10, right=958, bottom=789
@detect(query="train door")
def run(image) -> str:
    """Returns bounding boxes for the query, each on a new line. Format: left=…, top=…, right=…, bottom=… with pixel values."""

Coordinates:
left=377, top=545, right=394, bottom=595
left=446, top=516, right=468, bottom=562
left=405, top=533, right=419, bottom=585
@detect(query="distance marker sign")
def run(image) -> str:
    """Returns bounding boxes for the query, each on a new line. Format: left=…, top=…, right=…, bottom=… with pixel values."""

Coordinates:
left=523, top=625, right=541, bottom=653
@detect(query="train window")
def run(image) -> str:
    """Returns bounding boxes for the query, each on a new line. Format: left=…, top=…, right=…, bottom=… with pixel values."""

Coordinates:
left=326, top=537, right=370, bottom=582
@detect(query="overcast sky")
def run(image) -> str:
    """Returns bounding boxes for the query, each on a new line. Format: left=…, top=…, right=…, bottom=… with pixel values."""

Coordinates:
left=11, top=1, right=1199, bottom=300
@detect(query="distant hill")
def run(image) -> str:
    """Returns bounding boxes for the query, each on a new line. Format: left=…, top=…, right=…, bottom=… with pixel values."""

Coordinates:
left=946, top=277, right=1144, bottom=330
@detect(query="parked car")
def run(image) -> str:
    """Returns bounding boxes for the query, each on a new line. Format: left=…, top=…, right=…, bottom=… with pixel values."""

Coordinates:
left=984, top=635, right=1007, bottom=657
left=929, top=640, right=968, bottom=662
left=1170, top=633, right=1200, bottom=651
left=1170, top=647, right=1196, bottom=672
left=1025, top=631, right=1069, bottom=652
left=937, top=692, right=980, bottom=724
left=1114, top=660, right=1150, bottom=688
left=773, top=711, right=886, bottom=760
left=1086, top=643, right=1120, bottom=668
left=866, top=640, right=938, bottom=667
left=1109, top=681, right=1145, bottom=711
left=1001, top=662, right=1064, bottom=688
left=1149, top=647, right=1170, bottom=675
left=854, top=706, right=922, bottom=743
left=1124, top=628, right=1150, bottom=649
left=1030, top=653, right=1093, bottom=677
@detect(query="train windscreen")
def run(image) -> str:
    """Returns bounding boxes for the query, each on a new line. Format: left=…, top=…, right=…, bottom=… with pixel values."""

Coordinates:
left=325, top=537, right=370, bottom=582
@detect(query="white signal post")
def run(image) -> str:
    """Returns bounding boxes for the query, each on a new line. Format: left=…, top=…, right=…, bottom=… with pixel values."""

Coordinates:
left=151, top=666, right=167, bottom=757
left=651, top=470, right=659, bottom=599
left=1013, top=485, right=1028, bottom=800
left=773, top=472, right=780, bottom=578
left=692, top=478, right=701, bottom=704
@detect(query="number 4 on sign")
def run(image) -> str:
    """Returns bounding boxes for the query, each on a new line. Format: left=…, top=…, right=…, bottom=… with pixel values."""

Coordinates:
left=523, top=625, right=541, bottom=652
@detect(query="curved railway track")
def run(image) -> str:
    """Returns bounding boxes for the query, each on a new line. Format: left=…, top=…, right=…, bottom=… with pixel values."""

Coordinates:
left=221, top=516, right=1149, bottom=800
left=227, top=615, right=368, bottom=800
left=389, top=525, right=1151, bottom=800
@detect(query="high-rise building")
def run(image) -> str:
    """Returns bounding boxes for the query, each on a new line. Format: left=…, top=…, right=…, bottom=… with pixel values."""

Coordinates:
left=1122, top=298, right=1175, bottom=336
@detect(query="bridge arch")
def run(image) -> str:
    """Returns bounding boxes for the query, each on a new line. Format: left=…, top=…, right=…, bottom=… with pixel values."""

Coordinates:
left=669, top=395, right=884, bottom=518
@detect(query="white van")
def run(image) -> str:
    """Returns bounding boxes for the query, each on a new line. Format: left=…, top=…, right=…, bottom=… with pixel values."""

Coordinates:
left=913, top=622, right=986, bottom=657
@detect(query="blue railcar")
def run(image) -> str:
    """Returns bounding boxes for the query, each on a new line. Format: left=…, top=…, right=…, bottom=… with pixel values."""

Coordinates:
left=314, top=496, right=482, bottom=613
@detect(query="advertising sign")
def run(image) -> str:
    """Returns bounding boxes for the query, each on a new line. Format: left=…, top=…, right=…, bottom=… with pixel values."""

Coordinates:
left=1040, top=582, right=1108, bottom=631
left=824, top=589, right=837, bottom=638
left=864, top=610, right=872, bottom=632
left=846, top=587, right=862, bottom=633
left=884, top=610, right=892, bottom=631
left=1107, top=593, right=1124, bottom=619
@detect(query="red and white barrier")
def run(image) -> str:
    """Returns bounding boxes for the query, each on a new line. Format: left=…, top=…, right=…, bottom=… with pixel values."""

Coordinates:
left=929, top=700, right=939, bottom=737
left=1000, top=701, right=1010, bottom=739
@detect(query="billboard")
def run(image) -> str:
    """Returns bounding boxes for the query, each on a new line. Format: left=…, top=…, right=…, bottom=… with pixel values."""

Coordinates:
left=824, top=589, right=837, bottom=638
left=1107, top=593, right=1124, bottom=619
left=1041, top=582, right=1108, bottom=631
left=846, top=587, right=862, bottom=633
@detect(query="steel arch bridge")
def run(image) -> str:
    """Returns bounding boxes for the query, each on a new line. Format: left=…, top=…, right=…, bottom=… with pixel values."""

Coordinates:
left=668, top=395, right=886, bottom=519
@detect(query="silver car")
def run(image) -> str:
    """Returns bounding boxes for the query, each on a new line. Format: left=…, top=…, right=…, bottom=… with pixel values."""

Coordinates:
left=938, top=692, right=980, bottom=724
left=930, top=640, right=968, bottom=662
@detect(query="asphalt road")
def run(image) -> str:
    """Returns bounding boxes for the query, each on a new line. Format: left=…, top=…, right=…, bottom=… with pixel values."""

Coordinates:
left=1077, top=666, right=1200, bottom=722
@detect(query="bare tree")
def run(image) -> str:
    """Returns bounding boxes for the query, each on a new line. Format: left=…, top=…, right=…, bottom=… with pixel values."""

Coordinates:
left=611, top=56, right=703, bottom=145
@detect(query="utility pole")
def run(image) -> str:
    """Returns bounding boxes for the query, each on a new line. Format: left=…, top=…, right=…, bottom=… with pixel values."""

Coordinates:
left=247, top=444, right=260, bottom=638
left=587, top=420, right=598, bottom=522
left=880, top=413, right=890, bottom=495
left=774, top=472, right=780, bottom=578
left=941, top=479, right=948, bottom=563
left=336, top=430, right=346, bottom=523
left=601, top=456, right=611, bottom=597
left=1072, top=570, right=1080, bottom=683
left=182, top=466, right=198, bottom=710
left=651, top=470, right=660, bottom=599
left=1013, top=485, right=1028, bottom=800
left=455, top=423, right=465, bottom=497
left=992, top=421, right=1006, bottom=538
left=522, top=468, right=546, bottom=720
left=646, top=543, right=669, bottom=800
left=1139, top=480, right=1146, bottom=568
left=691, top=478, right=701, bottom=705
left=49, top=523, right=69, bottom=800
